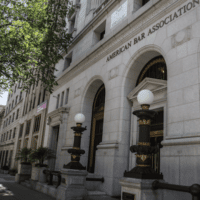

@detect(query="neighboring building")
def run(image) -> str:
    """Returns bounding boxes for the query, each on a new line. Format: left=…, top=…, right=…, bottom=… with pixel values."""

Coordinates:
left=42, top=0, right=200, bottom=198
left=0, top=105, right=5, bottom=131
left=0, top=83, right=24, bottom=169
left=0, top=81, right=49, bottom=170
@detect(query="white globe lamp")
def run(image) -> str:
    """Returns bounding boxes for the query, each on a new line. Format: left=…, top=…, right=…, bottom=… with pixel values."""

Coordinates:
left=74, top=113, right=85, bottom=124
left=137, top=89, right=154, bottom=105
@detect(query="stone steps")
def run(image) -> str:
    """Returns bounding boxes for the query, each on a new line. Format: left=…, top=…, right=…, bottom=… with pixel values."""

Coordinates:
left=88, top=191, right=120, bottom=200
left=21, top=181, right=31, bottom=188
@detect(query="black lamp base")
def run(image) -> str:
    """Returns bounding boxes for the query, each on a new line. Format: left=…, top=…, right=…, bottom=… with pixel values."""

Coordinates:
left=124, top=166, right=163, bottom=180
left=63, top=162, right=86, bottom=170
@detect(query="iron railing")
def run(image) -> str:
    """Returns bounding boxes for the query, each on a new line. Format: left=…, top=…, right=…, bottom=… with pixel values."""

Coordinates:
left=152, top=180, right=200, bottom=200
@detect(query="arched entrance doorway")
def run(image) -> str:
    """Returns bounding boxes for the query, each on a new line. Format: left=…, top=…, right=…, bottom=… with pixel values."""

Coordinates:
left=87, top=84, right=105, bottom=173
left=136, top=55, right=167, bottom=173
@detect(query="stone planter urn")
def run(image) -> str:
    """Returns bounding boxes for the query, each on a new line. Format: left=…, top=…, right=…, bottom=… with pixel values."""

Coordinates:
left=15, top=162, right=32, bottom=183
left=38, top=165, right=48, bottom=183
left=31, top=166, right=41, bottom=181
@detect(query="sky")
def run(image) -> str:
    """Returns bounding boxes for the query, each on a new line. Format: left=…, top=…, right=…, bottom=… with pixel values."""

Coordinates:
left=0, top=92, right=8, bottom=105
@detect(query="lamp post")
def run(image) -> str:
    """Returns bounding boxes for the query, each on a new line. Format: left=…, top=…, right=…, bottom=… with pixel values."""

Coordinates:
left=63, top=113, right=87, bottom=170
left=124, top=89, right=163, bottom=179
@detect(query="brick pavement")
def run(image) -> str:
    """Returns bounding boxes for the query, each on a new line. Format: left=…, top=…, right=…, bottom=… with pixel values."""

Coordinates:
left=0, top=173, right=56, bottom=200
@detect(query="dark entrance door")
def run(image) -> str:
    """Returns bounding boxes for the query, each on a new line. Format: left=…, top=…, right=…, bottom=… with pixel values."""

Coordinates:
left=48, top=126, right=59, bottom=170
left=87, top=85, right=105, bottom=173
left=150, top=109, right=163, bottom=173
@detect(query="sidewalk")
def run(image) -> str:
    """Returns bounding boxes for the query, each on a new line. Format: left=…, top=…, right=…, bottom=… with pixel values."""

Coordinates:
left=0, top=173, right=56, bottom=200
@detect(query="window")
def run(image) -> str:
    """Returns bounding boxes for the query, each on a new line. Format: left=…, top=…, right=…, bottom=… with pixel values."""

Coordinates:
left=29, top=100, right=32, bottom=111
left=25, top=103, right=28, bottom=114
left=65, top=88, right=69, bottom=104
left=19, top=91, right=22, bottom=101
left=33, top=96, right=36, bottom=109
left=14, top=85, right=17, bottom=93
left=56, top=94, right=60, bottom=109
left=12, top=113, right=15, bottom=122
left=9, top=116, right=11, bottom=125
left=1, top=134, right=3, bottom=142
left=16, top=109, right=19, bottom=119
left=3, top=133, right=6, bottom=141
left=9, top=130, right=12, bottom=140
left=93, top=21, right=106, bottom=45
left=9, top=104, right=11, bottom=111
left=6, top=132, right=9, bottom=140
left=60, top=91, right=64, bottom=107
left=19, top=124, right=24, bottom=138
left=33, top=115, right=41, bottom=133
left=15, top=96, right=18, bottom=105
left=69, top=15, right=76, bottom=34
left=42, top=89, right=46, bottom=102
left=38, top=93, right=41, bottom=105
left=33, top=83, right=35, bottom=91
left=25, top=120, right=31, bottom=135
left=63, top=52, right=72, bottom=71
left=12, top=100, right=14, bottom=108
left=142, top=0, right=150, bottom=6
left=13, top=128, right=16, bottom=138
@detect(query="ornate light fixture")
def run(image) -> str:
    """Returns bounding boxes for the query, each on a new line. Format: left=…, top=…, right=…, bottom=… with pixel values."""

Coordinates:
left=63, top=113, right=87, bottom=170
left=124, top=89, right=163, bottom=179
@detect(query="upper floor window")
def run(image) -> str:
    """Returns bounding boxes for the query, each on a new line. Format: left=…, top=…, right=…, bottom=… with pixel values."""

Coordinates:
left=19, top=91, right=22, bottom=101
left=56, top=94, right=60, bottom=109
left=8, top=116, right=11, bottom=125
left=33, top=115, right=41, bottom=133
left=15, top=96, right=18, bottom=105
left=38, top=93, right=41, bottom=106
left=63, top=52, right=72, bottom=71
left=13, top=128, right=16, bottom=138
left=42, top=89, right=46, bottom=102
left=14, top=85, right=17, bottom=93
left=6, top=132, right=9, bottom=140
left=65, top=88, right=69, bottom=104
left=25, top=120, right=31, bottom=135
left=93, top=20, right=106, bottom=45
left=60, top=91, right=64, bottom=107
left=16, top=109, right=19, bottom=120
left=142, top=0, right=150, bottom=6
left=19, top=124, right=24, bottom=138
left=29, top=100, right=32, bottom=111
left=12, top=113, right=15, bottom=122
left=33, top=96, right=36, bottom=109
left=9, top=130, right=12, bottom=140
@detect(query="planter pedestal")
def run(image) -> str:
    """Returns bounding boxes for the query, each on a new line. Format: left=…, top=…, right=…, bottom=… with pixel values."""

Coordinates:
left=56, top=169, right=88, bottom=200
left=31, top=166, right=41, bottom=181
left=15, top=163, right=32, bottom=183
left=119, top=178, right=164, bottom=200
left=39, top=167, right=47, bottom=183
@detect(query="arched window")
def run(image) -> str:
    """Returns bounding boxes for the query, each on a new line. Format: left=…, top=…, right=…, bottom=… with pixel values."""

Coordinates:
left=136, top=56, right=167, bottom=86
left=88, top=84, right=105, bottom=173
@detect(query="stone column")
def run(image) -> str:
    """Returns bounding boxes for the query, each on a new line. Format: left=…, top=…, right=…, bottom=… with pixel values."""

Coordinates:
left=56, top=169, right=88, bottom=200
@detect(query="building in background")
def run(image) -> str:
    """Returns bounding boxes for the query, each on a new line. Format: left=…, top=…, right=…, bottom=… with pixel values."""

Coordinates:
left=0, top=83, right=24, bottom=169
left=0, top=80, right=49, bottom=170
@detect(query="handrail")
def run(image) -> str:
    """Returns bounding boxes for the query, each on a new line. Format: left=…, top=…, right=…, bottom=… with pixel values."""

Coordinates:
left=152, top=180, right=200, bottom=200
left=43, top=170, right=61, bottom=188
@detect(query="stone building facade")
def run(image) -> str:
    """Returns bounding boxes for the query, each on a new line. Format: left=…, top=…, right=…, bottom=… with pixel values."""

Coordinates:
left=43, top=0, right=200, bottom=198
left=0, top=80, right=49, bottom=170
left=0, top=84, right=24, bottom=169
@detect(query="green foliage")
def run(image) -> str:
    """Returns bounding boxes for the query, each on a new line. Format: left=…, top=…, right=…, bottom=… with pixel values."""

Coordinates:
left=29, top=146, right=56, bottom=165
left=15, top=147, right=32, bottom=163
left=0, top=0, right=74, bottom=93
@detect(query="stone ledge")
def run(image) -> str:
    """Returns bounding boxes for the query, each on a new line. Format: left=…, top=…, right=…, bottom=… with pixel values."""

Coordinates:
left=97, top=141, right=119, bottom=149
left=162, top=137, right=200, bottom=146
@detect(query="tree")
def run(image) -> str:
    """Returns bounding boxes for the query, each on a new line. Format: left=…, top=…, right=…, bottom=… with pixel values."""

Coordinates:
left=0, top=0, right=74, bottom=93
